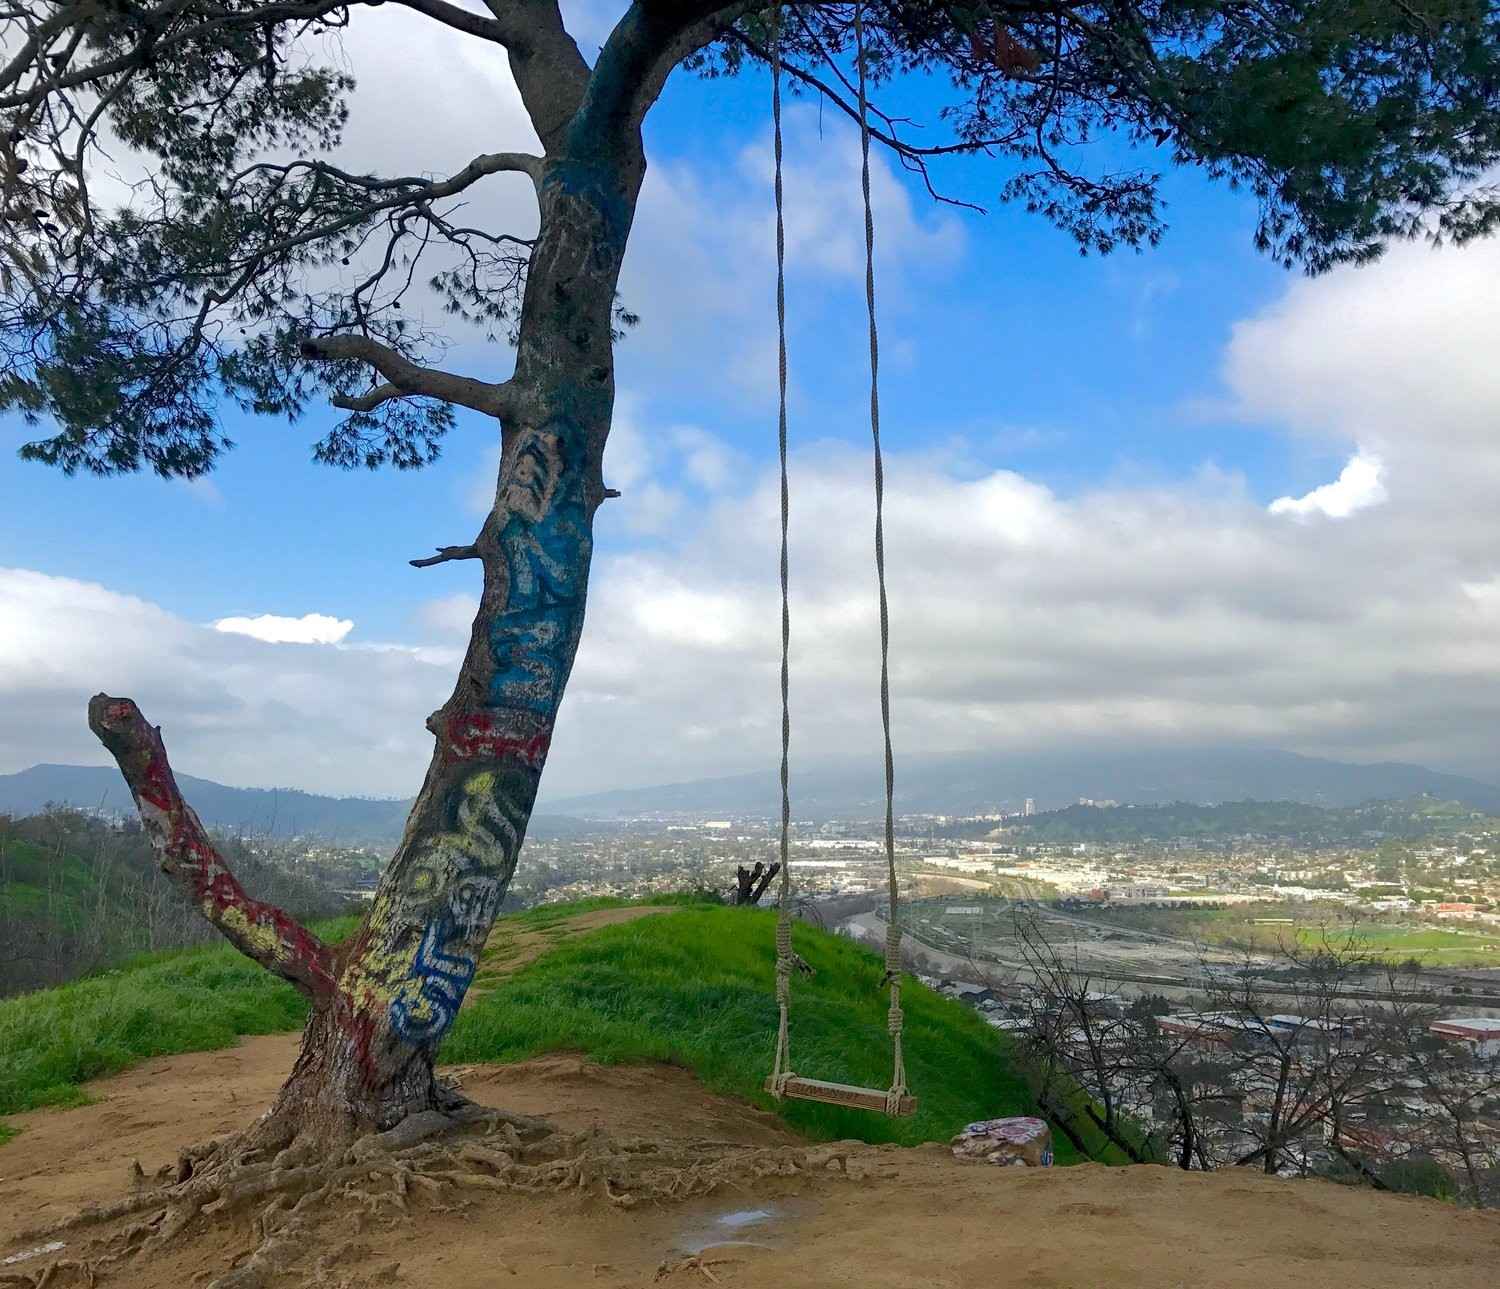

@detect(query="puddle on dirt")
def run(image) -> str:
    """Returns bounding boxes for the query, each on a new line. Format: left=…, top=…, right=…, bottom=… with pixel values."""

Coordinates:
left=673, top=1201, right=805, bottom=1255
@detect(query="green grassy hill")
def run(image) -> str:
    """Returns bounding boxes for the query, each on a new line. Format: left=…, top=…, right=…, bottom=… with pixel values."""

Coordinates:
left=0, top=915, right=364, bottom=1142
left=449, top=902, right=1073, bottom=1150
left=0, top=898, right=1099, bottom=1159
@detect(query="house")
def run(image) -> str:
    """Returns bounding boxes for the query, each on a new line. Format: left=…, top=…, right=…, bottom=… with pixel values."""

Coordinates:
left=1429, top=1017, right=1500, bottom=1057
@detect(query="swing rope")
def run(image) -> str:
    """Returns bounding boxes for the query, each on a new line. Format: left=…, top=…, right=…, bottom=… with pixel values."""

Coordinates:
left=768, top=1, right=910, bottom=1116
left=853, top=0, right=910, bottom=1114
left=769, top=0, right=796, bottom=1099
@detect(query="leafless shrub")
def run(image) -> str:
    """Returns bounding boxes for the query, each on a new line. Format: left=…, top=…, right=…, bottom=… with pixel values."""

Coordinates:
left=1004, top=909, right=1499, bottom=1203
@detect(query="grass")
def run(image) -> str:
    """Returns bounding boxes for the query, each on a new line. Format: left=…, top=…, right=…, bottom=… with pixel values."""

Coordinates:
left=1085, top=902, right=1500, bottom=966
left=3, top=896, right=1108, bottom=1162
left=445, top=903, right=1098, bottom=1158
left=1241, top=922, right=1500, bottom=965
left=0, top=916, right=360, bottom=1126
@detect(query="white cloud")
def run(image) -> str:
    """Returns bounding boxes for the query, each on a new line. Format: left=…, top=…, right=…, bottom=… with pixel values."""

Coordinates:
left=175, top=476, right=224, bottom=505
left=213, top=614, right=354, bottom=645
left=603, top=393, right=654, bottom=491
left=1224, top=237, right=1500, bottom=459
left=672, top=425, right=739, bottom=492
left=0, top=568, right=448, bottom=795
left=9, top=314, right=1500, bottom=801
left=1268, top=452, right=1387, bottom=520
left=416, top=593, right=479, bottom=638
left=616, top=105, right=966, bottom=407
left=619, top=481, right=685, bottom=537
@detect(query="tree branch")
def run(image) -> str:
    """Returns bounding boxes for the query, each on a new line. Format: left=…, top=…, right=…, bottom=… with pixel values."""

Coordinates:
left=481, top=0, right=593, bottom=151
left=86, top=694, right=338, bottom=1002
left=331, top=382, right=404, bottom=413
left=733, top=28, right=1001, bottom=211
left=410, top=543, right=481, bottom=568
left=580, top=0, right=755, bottom=143
left=390, top=0, right=507, bottom=42
left=298, top=335, right=512, bottom=417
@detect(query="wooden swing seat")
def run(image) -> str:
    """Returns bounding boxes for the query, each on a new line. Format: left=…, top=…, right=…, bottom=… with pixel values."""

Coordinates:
left=764, top=1075, right=917, bottom=1117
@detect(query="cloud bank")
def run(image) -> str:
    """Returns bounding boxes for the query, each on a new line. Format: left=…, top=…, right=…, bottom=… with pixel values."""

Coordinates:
left=7, top=225, right=1500, bottom=802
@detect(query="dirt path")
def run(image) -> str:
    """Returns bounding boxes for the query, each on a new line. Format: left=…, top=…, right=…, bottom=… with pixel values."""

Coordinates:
left=0, top=905, right=680, bottom=1234
left=4, top=1043, right=1497, bottom=1289
left=468, top=903, right=675, bottom=997
left=3, top=904, right=1499, bottom=1287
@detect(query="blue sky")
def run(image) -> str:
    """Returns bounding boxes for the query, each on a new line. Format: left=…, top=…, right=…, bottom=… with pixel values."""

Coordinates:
left=1, top=54, right=1297, bottom=630
left=3, top=6, right=1497, bottom=800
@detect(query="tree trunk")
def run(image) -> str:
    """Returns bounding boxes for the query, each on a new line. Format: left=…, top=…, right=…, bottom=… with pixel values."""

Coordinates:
left=90, top=141, right=644, bottom=1149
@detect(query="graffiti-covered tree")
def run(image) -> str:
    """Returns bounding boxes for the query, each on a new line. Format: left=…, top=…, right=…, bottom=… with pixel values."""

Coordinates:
left=5, top=0, right=1500, bottom=1154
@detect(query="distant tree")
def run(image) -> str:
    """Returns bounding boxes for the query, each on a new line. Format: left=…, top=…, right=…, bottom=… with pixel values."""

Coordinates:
left=734, top=860, right=781, bottom=905
left=5, top=0, right=1500, bottom=1180
left=0, top=808, right=354, bottom=994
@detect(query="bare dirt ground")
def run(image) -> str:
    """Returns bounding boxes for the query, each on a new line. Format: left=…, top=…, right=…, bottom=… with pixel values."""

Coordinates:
left=4, top=907, right=1498, bottom=1288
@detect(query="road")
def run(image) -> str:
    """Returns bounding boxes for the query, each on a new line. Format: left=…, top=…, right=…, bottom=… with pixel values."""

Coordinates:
left=846, top=911, right=1500, bottom=1010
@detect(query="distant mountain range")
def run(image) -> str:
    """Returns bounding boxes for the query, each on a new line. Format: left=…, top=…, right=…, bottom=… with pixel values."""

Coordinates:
left=546, top=747, right=1500, bottom=820
left=6, top=747, right=1500, bottom=841
left=0, top=763, right=600, bottom=847
left=0, top=763, right=415, bottom=845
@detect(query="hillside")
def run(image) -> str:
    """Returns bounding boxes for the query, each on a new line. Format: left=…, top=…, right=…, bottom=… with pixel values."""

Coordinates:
left=3, top=900, right=1497, bottom=1289
left=0, top=763, right=414, bottom=844
left=0, top=899, right=1065, bottom=1152
left=0, top=812, right=356, bottom=996
left=0, top=764, right=595, bottom=846
left=10, top=748, right=1500, bottom=842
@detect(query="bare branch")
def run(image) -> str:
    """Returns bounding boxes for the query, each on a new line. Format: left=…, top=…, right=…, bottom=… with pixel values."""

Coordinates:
left=299, top=334, right=512, bottom=417
left=86, top=694, right=338, bottom=1001
left=410, top=543, right=481, bottom=568
left=389, top=0, right=508, bottom=43
left=331, top=382, right=406, bottom=413
left=733, top=27, right=1003, bottom=212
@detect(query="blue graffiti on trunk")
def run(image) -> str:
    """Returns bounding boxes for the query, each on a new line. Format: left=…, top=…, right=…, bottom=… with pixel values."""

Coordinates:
left=487, top=423, right=591, bottom=718
left=388, top=768, right=535, bottom=1044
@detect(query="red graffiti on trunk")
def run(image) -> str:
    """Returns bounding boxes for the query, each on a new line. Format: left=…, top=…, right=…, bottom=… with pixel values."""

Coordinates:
left=444, top=712, right=551, bottom=767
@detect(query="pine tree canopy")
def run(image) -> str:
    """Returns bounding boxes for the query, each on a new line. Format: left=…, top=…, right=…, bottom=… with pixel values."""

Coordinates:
left=2, top=0, right=1497, bottom=478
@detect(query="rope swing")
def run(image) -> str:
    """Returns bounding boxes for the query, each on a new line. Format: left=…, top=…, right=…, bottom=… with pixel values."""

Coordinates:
left=764, top=2, right=916, bottom=1119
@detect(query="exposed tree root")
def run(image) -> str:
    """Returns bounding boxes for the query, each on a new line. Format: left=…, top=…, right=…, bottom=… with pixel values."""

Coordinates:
left=4, top=1111, right=863, bottom=1289
left=655, top=1253, right=742, bottom=1283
